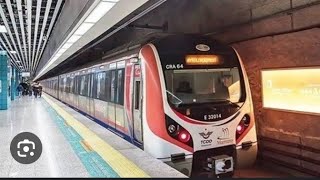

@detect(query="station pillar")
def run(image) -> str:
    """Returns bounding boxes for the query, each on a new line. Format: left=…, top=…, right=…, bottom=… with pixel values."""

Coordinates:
left=11, top=66, right=16, bottom=101
left=15, top=69, right=20, bottom=96
left=0, top=51, right=10, bottom=110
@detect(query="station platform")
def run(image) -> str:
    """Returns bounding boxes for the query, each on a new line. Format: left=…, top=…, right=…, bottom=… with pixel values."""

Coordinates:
left=0, top=94, right=186, bottom=178
left=0, top=94, right=298, bottom=178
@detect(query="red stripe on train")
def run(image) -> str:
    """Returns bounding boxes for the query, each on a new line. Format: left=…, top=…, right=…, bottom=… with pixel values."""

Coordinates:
left=125, top=62, right=133, bottom=125
left=141, top=45, right=193, bottom=153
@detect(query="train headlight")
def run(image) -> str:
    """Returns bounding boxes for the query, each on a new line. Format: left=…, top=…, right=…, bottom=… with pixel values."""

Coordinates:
left=178, top=130, right=191, bottom=143
left=242, top=114, right=250, bottom=126
left=236, top=114, right=251, bottom=141
left=168, top=124, right=176, bottom=134
left=165, top=115, right=193, bottom=148
left=236, top=124, right=244, bottom=134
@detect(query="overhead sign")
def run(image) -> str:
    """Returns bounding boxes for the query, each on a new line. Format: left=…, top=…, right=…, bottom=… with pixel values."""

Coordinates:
left=185, top=55, right=221, bottom=65
left=21, top=72, right=30, bottom=77
left=262, top=68, right=320, bottom=114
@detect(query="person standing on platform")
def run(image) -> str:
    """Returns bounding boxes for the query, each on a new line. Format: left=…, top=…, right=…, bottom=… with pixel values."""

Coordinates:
left=32, top=82, right=43, bottom=98
left=32, top=83, right=39, bottom=98
left=16, top=84, right=24, bottom=98
left=38, top=83, right=43, bottom=98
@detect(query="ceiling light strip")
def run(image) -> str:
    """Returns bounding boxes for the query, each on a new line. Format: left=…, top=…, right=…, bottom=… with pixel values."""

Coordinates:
left=0, top=3, right=24, bottom=69
left=39, top=0, right=167, bottom=80
left=0, top=37, right=22, bottom=71
left=5, top=0, right=25, bottom=70
left=34, top=0, right=52, bottom=71
left=90, top=0, right=167, bottom=48
left=16, top=0, right=28, bottom=70
left=1, top=33, right=21, bottom=64
left=36, top=0, right=118, bottom=78
left=27, top=0, right=32, bottom=71
left=40, top=0, right=167, bottom=79
left=31, top=0, right=42, bottom=71
left=33, top=0, right=63, bottom=72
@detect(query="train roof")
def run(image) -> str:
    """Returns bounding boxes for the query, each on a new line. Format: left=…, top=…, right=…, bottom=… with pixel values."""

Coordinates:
left=48, top=33, right=233, bottom=78
left=101, top=33, right=233, bottom=60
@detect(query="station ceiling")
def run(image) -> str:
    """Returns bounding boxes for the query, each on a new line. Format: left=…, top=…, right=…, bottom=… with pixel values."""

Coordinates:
left=0, top=0, right=64, bottom=73
left=38, top=0, right=320, bottom=80
left=0, top=0, right=318, bottom=80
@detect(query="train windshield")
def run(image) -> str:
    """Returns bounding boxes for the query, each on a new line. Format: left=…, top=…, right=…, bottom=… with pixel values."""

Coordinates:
left=165, top=68, right=242, bottom=106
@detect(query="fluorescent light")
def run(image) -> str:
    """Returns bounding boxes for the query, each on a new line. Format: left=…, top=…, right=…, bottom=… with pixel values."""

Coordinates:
left=67, top=35, right=82, bottom=43
left=103, top=0, right=119, bottom=2
left=10, top=50, right=17, bottom=54
left=74, top=23, right=94, bottom=35
left=48, top=57, right=58, bottom=66
left=58, top=48, right=67, bottom=54
left=52, top=56, right=59, bottom=61
left=62, top=43, right=73, bottom=49
left=55, top=53, right=62, bottom=57
left=0, top=25, right=7, bottom=33
left=85, top=1, right=116, bottom=23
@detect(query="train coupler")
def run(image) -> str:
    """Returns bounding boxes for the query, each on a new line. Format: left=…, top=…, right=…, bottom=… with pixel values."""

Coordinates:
left=205, top=155, right=234, bottom=178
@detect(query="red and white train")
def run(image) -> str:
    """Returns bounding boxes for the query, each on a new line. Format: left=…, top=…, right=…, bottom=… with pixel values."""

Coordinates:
left=41, top=35, right=257, bottom=177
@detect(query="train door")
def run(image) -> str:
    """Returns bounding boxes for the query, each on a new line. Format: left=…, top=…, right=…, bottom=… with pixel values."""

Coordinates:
left=132, top=64, right=143, bottom=143
left=74, top=75, right=79, bottom=108
left=109, top=69, right=117, bottom=128
left=89, top=73, right=95, bottom=116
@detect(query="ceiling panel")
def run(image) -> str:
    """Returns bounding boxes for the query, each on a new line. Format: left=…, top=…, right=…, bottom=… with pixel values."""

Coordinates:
left=0, top=0, right=64, bottom=73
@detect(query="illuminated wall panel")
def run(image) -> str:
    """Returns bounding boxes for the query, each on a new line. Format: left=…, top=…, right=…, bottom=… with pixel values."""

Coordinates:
left=262, top=68, right=320, bottom=114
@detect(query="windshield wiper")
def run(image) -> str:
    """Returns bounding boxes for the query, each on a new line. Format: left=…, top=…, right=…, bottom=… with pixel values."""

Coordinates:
left=166, top=90, right=183, bottom=105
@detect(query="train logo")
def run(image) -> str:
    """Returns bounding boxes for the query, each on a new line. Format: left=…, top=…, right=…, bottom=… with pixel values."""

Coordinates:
left=217, top=128, right=229, bottom=140
left=200, top=129, right=213, bottom=146
left=196, top=44, right=210, bottom=52
left=217, top=128, right=233, bottom=145
left=199, top=129, right=213, bottom=139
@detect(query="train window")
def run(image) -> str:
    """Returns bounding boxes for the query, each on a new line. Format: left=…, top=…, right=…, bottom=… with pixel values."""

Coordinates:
left=164, top=68, right=241, bottom=105
left=105, top=71, right=111, bottom=102
left=116, top=69, right=125, bottom=105
left=80, top=75, right=89, bottom=96
left=92, top=74, right=97, bottom=98
left=66, top=77, right=72, bottom=93
left=80, top=75, right=84, bottom=95
left=70, top=77, right=74, bottom=94
left=77, top=76, right=81, bottom=95
left=63, top=77, right=67, bottom=92
left=96, top=72, right=107, bottom=101
left=110, top=70, right=117, bottom=103
left=134, top=81, right=140, bottom=110
left=89, top=74, right=94, bottom=98
left=59, top=78, right=62, bottom=92
left=85, top=75, right=90, bottom=97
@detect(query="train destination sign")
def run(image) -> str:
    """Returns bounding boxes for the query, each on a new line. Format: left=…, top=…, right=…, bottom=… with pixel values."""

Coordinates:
left=185, top=55, right=221, bottom=65
left=261, top=68, right=320, bottom=114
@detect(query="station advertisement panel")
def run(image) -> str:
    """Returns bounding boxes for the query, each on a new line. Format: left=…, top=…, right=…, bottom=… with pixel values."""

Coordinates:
left=261, top=68, right=320, bottom=114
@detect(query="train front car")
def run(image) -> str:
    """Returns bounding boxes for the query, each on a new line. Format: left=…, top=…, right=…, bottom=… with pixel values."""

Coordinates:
left=139, top=35, right=257, bottom=177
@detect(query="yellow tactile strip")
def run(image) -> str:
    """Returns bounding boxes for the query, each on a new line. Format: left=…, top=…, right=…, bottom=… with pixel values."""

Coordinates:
left=43, top=95, right=150, bottom=178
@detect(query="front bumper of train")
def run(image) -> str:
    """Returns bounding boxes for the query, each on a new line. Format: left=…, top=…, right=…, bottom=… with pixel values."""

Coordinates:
left=165, top=143, right=258, bottom=177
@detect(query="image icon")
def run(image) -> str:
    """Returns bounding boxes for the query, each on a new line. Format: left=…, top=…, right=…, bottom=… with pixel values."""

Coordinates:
left=10, top=132, right=42, bottom=164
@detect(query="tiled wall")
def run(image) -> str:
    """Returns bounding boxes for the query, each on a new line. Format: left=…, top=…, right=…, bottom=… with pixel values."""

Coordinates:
left=11, top=66, right=16, bottom=101
left=15, top=69, right=20, bottom=96
left=233, top=28, right=320, bottom=174
left=0, top=54, right=9, bottom=110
